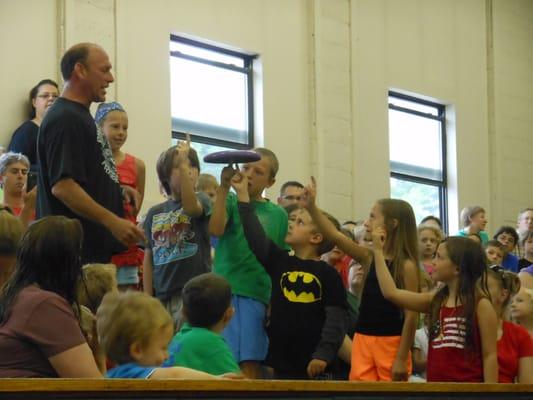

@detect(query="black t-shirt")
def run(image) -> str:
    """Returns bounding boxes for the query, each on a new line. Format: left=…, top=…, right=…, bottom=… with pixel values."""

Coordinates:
left=238, top=202, right=348, bottom=374
left=37, top=97, right=125, bottom=263
left=8, top=120, right=39, bottom=170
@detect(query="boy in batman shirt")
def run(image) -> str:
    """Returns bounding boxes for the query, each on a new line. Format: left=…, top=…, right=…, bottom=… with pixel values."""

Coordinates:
left=231, top=172, right=347, bottom=379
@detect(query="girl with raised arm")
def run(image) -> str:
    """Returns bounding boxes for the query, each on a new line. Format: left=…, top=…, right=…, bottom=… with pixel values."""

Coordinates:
left=304, top=178, right=419, bottom=382
left=371, top=227, right=498, bottom=382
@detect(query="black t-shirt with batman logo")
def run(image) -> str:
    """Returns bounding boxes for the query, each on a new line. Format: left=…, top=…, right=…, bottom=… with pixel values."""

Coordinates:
left=37, top=98, right=126, bottom=263
left=238, top=202, right=347, bottom=374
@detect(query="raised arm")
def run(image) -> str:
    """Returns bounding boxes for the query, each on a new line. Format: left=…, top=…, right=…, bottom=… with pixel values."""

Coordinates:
left=303, top=177, right=372, bottom=266
left=208, top=165, right=236, bottom=237
left=232, top=172, right=282, bottom=269
left=176, top=135, right=202, bottom=217
left=372, top=226, right=432, bottom=313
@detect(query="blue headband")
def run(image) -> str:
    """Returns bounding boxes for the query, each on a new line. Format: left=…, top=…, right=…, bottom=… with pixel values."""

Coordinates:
left=95, top=102, right=125, bottom=125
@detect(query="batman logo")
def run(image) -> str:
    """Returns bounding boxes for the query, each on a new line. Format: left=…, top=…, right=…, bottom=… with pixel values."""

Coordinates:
left=280, top=271, right=322, bottom=303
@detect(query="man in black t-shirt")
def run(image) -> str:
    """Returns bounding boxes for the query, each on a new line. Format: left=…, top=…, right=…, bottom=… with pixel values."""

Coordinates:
left=37, top=43, right=145, bottom=263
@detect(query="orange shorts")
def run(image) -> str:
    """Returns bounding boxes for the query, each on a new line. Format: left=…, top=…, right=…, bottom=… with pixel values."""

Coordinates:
left=349, top=333, right=412, bottom=381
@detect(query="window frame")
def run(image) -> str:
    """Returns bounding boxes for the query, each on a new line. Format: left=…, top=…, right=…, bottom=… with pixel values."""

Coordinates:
left=169, top=34, right=255, bottom=150
left=388, top=91, right=448, bottom=233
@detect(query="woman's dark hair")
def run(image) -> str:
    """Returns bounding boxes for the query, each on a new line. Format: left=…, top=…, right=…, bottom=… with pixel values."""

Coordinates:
left=428, top=236, right=489, bottom=350
left=28, top=79, right=59, bottom=119
left=0, top=216, right=83, bottom=324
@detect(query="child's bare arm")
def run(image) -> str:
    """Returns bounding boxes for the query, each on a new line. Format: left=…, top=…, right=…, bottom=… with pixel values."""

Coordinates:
left=208, top=166, right=237, bottom=237
left=150, top=366, right=218, bottom=380
left=372, top=227, right=433, bottom=313
left=135, top=157, right=146, bottom=212
left=477, top=297, right=498, bottom=383
left=303, top=177, right=372, bottom=265
left=392, top=260, right=419, bottom=381
left=176, top=136, right=202, bottom=217
left=143, top=250, right=153, bottom=296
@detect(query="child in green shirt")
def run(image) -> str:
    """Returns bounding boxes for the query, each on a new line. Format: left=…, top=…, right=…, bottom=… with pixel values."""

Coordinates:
left=209, top=148, right=288, bottom=378
left=164, top=273, right=241, bottom=376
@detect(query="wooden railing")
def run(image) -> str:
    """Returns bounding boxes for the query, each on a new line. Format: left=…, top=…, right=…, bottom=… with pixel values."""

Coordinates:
left=0, top=379, right=532, bottom=399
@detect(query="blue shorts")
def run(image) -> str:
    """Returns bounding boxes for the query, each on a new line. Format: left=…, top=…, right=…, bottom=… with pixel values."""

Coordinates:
left=116, top=266, right=139, bottom=285
left=221, top=295, right=268, bottom=363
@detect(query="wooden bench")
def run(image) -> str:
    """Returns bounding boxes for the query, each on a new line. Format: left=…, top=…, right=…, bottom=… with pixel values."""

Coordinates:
left=0, top=379, right=532, bottom=399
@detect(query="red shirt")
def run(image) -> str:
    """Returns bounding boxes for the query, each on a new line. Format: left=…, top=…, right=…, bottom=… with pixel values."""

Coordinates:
left=498, top=321, right=533, bottom=383
left=111, top=153, right=143, bottom=267
left=427, top=305, right=483, bottom=382
left=333, top=255, right=351, bottom=288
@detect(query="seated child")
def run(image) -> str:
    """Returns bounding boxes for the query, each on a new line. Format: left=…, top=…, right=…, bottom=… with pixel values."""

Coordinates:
left=231, top=172, right=348, bottom=379
left=519, top=232, right=533, bottom=271
left=196, top=173, right=218, bottom=204
left=164, top=273, right=241, bottom=375
left=77, top=263, right=118, bottom=314
left=0, top=209, right=23, bottom=289
left=511, top=287, right=533, bottom=339
left=494, top=226, right=520, bottom=272
left=97, top=291, right=228, bottom=379
left=485, top=240, right=505, bottom=267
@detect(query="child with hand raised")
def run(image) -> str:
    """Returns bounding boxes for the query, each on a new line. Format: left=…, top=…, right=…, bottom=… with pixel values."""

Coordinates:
left=371, top=226, right=498, bottom=382
left=230, top=171, right=348, bottom=379
left=304, top=177, right=419, bottom=382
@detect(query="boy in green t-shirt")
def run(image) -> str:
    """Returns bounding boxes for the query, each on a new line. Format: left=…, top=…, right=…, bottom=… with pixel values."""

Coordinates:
left=209, top=148, right=288, bottom=378
left=164, top=273, right=241, bottom=376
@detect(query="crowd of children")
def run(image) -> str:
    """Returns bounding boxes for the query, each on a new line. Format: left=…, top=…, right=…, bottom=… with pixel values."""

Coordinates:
left=0, top=100, right=533, bottom=383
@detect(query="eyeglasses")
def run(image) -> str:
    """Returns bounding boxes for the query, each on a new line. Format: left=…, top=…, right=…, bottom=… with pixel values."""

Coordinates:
left=36, top=93, right=58, bottom=100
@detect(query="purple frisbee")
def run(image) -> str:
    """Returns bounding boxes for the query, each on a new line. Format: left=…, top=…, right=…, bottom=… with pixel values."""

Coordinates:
left=203, top=150, right=260, bottom=164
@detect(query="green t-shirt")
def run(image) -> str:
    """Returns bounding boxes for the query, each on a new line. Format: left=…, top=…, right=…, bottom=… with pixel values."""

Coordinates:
left=165, top=323, right=240, bottom=375
left=214, top=192, right=288, bottom=305
left=457, top=229, right=489, bottom=245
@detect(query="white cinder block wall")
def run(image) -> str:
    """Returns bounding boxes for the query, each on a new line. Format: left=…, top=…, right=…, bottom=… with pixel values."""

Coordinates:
left=0, top=0, right=532, bottom=231
left=490, top=0, right=533, bottom=228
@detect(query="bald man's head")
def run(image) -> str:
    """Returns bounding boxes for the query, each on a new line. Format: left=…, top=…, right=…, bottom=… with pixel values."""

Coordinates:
left=60, top=43, right=101, bottom=81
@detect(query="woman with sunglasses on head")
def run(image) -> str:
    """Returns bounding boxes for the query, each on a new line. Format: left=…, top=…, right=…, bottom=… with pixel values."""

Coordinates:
left=486, top=265, right=533, bottom=383
left=8, top=79, right=59, bottom=171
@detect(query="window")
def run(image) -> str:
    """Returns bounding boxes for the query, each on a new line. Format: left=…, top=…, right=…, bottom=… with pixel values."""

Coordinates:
left=169, top=35, right=255, bottom=178
left=388, top=92, right=447, bottom=231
